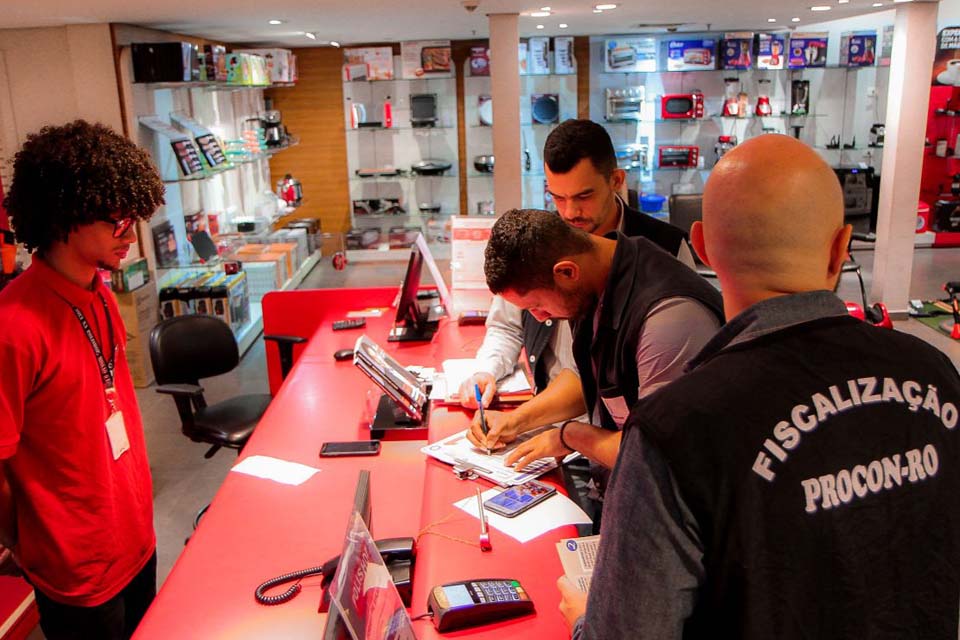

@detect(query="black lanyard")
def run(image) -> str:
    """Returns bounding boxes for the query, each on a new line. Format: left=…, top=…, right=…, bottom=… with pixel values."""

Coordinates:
left=71, top=293, right=116, bottom=392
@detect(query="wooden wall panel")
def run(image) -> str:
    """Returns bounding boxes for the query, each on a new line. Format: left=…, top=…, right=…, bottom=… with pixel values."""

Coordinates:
left=266, top=48, right=349, bottom=233
left=575, top=36, right=591, bottom=120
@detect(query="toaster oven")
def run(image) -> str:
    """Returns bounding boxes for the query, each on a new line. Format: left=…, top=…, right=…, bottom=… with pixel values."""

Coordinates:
left=660, top=93, right=704, bottom=119
left=658, top=146, right=699, bottom=169
left=605, top=87, right=644, bottom=122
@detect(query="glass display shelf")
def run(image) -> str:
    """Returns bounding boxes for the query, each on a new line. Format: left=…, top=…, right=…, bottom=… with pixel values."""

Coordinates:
left=161, top=166, right=237, bottom=185
left=599, top=64, right=888, bottom=76
left=350, top=174, right=459, bottom=183
left=140, top=81, right=294, bottom=91
left=344, top=76, right=456, bottom=84
left=346, top=125, right=456, bottom=132
left=815, top=145, right=884, bottom=151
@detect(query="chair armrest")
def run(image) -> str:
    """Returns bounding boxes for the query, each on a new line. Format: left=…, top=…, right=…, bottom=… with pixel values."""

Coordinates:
left=263, top=335, right=308, bottom=382
left=155, top=383, right=204, bottom=397
left=851, top=231, right=876, bottom=243
left=263, top=334, right=308, bottom=346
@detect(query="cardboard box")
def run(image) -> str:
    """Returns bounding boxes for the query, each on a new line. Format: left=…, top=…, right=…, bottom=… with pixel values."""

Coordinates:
left=666, top=38, right=717, bottom=71
left=113, top=285, right=160, bottom=388
left=840, top=31, right=877, bottom=68
left=111, top=258, right=150, bottom=293
left=267, top=242, right=298, bottom=278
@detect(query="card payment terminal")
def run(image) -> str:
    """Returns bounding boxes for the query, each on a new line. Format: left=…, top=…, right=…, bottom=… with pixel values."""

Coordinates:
left=427, top=579, right=535, bottom=631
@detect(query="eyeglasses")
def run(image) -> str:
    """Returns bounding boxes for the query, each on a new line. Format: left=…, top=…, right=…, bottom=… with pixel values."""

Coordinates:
left=110, top=218, right=136, bottom=238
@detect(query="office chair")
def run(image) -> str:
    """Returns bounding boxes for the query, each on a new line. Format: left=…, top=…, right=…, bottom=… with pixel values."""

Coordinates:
left=666, top=194, right=716, bottom=278
left=150, top=314, right=272, bottom=461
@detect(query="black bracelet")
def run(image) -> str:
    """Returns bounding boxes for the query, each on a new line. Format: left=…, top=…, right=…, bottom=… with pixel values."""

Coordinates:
left=558, top=420, right=577, bottom=453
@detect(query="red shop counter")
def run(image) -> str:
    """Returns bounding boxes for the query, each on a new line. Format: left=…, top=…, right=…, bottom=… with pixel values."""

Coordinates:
left=133, top=288, right=577, bottom=639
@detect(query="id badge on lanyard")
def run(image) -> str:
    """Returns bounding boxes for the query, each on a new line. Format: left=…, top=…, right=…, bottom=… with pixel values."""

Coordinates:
left=72, top=295, right=129, bottom=460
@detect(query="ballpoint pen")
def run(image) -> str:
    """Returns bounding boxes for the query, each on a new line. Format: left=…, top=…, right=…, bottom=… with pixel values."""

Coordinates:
left=474, top=383, right=492, bottom=455
left=476, top=487, right=492, bottom=552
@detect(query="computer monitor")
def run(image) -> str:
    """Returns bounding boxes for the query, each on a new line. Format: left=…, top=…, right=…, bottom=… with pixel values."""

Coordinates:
left=387, top=236, right=446, bottom=342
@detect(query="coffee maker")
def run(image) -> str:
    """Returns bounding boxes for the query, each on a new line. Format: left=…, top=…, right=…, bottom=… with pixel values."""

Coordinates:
left=262, top=110, right=285, bottom=147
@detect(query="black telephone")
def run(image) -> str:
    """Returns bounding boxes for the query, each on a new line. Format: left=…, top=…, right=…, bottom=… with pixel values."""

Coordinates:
left=427, top=579, right=535, bottom=632
left=255, top=537, right=415, bottom=607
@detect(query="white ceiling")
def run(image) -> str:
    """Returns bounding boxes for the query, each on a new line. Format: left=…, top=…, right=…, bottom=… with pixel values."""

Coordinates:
left=0, top=0, right=926, bottom=45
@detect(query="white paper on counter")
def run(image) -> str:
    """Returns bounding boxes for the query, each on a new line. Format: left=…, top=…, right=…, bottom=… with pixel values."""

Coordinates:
left=454, top=487, right=591, bottom=544
left=232, top=455, right=320, bottom=486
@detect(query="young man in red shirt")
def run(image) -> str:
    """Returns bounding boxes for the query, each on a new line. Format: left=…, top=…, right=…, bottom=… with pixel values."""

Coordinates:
left=0, top=120, right=165, bottom=639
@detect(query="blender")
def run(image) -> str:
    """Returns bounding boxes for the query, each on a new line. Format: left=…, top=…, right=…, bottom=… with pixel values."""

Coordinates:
left=755, top=79, right=773, bottom=116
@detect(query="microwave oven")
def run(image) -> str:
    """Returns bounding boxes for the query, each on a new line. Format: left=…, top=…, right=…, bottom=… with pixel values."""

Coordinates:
left=658, top=146, right=699, bottom=168
left=660, top=93, right=704, bottom=119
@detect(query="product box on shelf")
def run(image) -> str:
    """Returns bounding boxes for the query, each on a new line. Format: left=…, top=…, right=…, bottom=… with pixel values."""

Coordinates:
left=131, top=42, right=199, bottom=83
left=840, top=31, right=877, bottom=68
left=269, top=230, right=307, bottom=267
left=201, top=44, right=227, bottom=82
left=756, top=33, right=786, bottom=70
left=266, top=242, right=298, bottom=279
left=468, top=46, right=490, bottom=76
left=554, top=36, right=575, bottom=75
left=788, top=33, right=829, bottom=69
left=111, top=258, right=150, bottom=293
left=604, top=37, right=657, bottom=73
left=232, top=48, right=295, bottom=83
left=666, top=38, right=717, bottom=71
left=721, top=32, right=753, bottom=70
left=225, top=52, right=269, bottom=86
left=113, top=285, right=160, bottom=387
left=286, top=220, right=320, bottom=254
left=279, top=228, right=309, bottom=264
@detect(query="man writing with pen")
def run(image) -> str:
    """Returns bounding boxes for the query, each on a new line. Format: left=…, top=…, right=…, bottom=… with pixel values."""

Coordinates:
left=466, top=209, right=722, bottom=528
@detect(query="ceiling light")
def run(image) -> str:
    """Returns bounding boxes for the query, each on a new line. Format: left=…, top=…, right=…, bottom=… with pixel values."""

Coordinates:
left=330, top=41, right=341, bottom=47
left=838, top=0, right=849, bottom=4
left=872, top=2, right=883, bottom=5
left=531, top=11, right=551, bottom=17
left=810, top=5, right=831, bottom=10
left=792, top=16, right=801, bottom=21
left=559, top=23, right=568, bottom=28
left=893, top=0, right=913, bottom=3
left=593, top=8, right=603, bottom=13
left=767, top=18, right=777, bottom=22
left=595, top=3, right=618, bottom=9
left=540, top=5, right=551, bottom=9
left=304, top=32, right=317, bottom=39
left=536, top=24, right=545, bottom=29
left=268, top=19, right=283, bottom=25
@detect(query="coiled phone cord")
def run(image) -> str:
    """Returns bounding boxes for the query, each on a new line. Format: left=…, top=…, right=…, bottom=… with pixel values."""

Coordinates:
left=254, top=566, right=325, bottom=605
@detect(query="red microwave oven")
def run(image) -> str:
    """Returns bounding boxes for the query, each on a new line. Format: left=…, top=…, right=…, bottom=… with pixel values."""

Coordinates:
left=658, top=146, right=699, bottom=168
left=660, top=93, right=704, bottom=119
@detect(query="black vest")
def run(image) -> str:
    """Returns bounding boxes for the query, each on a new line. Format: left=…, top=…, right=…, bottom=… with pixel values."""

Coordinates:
left=635, top=315, right=960, bottom=639
left=520, top=201, right=689, bottom=391
left=572, top=234, right=723, bottom=431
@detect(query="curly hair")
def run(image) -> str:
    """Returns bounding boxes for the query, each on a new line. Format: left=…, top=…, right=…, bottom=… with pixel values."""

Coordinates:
left=3, top=120, right=165, bottom=252
left=484, top=208, right=594, bottom=295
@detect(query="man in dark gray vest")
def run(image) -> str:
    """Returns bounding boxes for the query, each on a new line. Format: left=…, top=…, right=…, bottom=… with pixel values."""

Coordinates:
left=472, top=209, right=723, bottom=471
left=561, top=134, right=960, bottom=639
left=459, top=120, right=693, bottom=450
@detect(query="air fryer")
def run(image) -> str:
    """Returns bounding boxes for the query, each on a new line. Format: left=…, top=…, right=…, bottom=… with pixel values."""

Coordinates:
left=531, top=94, right=560, bottom=124
left=410, top=94, right=438, bottom=128
left=411, top=160, right=452, bottom=176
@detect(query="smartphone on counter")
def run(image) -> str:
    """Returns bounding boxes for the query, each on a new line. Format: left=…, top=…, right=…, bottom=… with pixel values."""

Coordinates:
left=319, top=440, right=381, bottom=457
left=483, top=480, right=556, bottom=518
